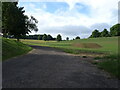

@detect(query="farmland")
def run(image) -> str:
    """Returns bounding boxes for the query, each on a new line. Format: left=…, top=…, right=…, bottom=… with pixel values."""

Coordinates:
left=21, top=37, right=118, bottom=55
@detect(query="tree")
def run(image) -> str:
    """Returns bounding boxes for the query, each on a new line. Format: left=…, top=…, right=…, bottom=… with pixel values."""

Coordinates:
left=47, top=34, right=53, bottom=40
left=42, top=34, right=47, bottom=41
left=66, top=37, right=69, bottom=40
left=38, top=35, right=43, bottom=40
left=38, top=35, right=40, bottom=40
left=91, top=29, right=100, bottom=38
left=101, top=29, right=109, bottom=37
left=110, top=24, right=120, bottom=36
left=56, top=34, right=62, bottom=41
left=75, top=36, right=80, bottom=39
left=2, top=2, right=38, bottom=41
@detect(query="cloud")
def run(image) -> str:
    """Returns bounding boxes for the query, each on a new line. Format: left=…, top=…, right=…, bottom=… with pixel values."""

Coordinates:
left=18, top=0, right=118, bottom=39
left=90, top=23, right=111, bottom=32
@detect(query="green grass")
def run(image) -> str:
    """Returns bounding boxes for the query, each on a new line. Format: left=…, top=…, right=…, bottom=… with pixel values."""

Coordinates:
left=21, top=37, right=119, bottom=78
left=21, top=37, right=118, bottom=55
left=98, top=59, right=119, bottom=79
left=2, top=38, right=32, bottom=61
left=93, top=54, right=119, bottom=78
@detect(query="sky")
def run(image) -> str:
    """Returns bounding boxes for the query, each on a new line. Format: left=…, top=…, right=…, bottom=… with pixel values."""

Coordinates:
left=18, top=0, right=118, bottom=40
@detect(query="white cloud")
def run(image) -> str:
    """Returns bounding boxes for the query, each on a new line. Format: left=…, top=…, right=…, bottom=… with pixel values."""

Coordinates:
left=19, top=0, right=119, bottom=39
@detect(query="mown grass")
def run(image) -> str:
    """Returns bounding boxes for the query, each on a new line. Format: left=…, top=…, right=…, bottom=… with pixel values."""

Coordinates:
left=2, top=38, right=32, bottom=61
left=21, top=37, right=119, bottom=78
left=21, top=37, right=118, bottom=55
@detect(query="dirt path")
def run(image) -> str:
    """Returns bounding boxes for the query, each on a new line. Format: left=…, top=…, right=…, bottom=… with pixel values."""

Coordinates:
left=3, top=45, right=118, bottom=88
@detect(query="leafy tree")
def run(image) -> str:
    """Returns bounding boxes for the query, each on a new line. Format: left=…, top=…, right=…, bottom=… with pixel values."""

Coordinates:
left=42, top=34, right=47, bottom=41
left=75, top=36, right=80, bottom=39
left=91, top=29, right=100, bottom=38
left=37, top=35, right=43, bottom=40
left=110, top=24, right=120, bottom=36
left=101, top=29, right=109, bottom=37
left=38, top=35, right=40, bottom=40
left=2, top=2, right=38, bottom=41
left=47, top=34, right=53, bottom=40
left=56, top=34, right=62, bottom=41
left=66, top=37, right=69, bottom=40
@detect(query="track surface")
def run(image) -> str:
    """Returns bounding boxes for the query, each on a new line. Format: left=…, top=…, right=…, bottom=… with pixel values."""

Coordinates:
left=3, top=45, right=118, bottom=88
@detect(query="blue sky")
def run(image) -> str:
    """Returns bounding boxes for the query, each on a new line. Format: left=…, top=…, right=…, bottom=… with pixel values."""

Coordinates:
left=18, top=0, right=118, bottom=39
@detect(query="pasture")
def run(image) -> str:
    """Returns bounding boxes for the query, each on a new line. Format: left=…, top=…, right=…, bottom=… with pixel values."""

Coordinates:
left=21, top=37, right=118, bottom=55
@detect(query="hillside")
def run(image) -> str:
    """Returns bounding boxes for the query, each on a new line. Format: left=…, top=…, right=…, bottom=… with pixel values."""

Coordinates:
left=2, top=38, right=32, bottom=61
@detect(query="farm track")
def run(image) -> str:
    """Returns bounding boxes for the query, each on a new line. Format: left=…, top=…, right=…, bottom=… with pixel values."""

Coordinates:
left=3, top=45, right=119, bottom=88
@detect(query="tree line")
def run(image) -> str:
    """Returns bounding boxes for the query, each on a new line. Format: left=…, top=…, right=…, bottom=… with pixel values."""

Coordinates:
left=89, top=24, right=120, bottom=38
left=22, top=34, right=61, bottom=41
left=1, top=2, right=120, bottom=41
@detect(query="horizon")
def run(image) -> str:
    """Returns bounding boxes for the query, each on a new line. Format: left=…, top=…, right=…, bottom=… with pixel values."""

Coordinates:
left=18, top=0, right=118, bottom=39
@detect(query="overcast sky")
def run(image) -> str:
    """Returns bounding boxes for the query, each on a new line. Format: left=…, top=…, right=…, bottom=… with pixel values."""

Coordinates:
left=18, top=0, right=118, bottom=39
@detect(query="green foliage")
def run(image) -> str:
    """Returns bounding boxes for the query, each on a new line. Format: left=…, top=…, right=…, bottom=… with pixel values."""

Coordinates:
left=75, top=36, right=80, bottom=39
left=38, top=35, right=40, bottom=40
left=98, top=59, right=119, bottom=78
left=2, top=2, right=38, bottom=41
left=42, top=34, right=47, bottom=41
left=66, top=37, right=69, bottom=40
left=110, top=24, right=120, bottom=36
left=91, top=29, right=101, bottom=38
left=47, top=34, right=53, bottom=40
left=101, top=29, right=110, bottom=37
left=2, top=38, right=32, bottom=60
left=56, top=34, right=62, bottom=41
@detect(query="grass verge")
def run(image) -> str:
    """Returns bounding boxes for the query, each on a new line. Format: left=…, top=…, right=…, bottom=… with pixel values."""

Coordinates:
left=2, top=38, right=32, bottom=61
left=93, top=54, right=119, bottom=79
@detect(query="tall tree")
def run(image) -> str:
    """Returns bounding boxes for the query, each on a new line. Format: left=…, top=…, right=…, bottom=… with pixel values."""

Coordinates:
left=110, top=24, right=120, bottom=36
left=75, top=36, right=80, bottom=39
left=56, top=34, right=62, bottom=41
left=42, top=34, right=47, bottom=41
left=91, top=29, right=100, bottom=38
left=66, top=37, right=69, bottom=40
left=2, top=2, right=38, bottom=41
left=47, top=34, right=53, bottom=40
left=101, top=29, right=109, bottom=37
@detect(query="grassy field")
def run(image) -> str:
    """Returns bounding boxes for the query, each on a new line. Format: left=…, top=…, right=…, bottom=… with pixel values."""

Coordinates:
left=21, top=37, right=119, bottom=78
left=2, top=38, right=32, bottom=61
left=21, top=37, right=118, bottom=55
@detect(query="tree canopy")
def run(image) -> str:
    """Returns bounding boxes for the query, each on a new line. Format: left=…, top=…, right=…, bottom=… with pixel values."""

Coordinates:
left=56, top=34, right=62, bottom=41
left=110, top=24, right=120, bottom=36
left=42, top=34, right=47, bottom=41
left=66, top=37, right=69, bottom=40
left=91, top=29, right=100, bottom=38
left=101, top=29, right=109, bottom=37
left=75, top=36, right=80, bottom=39
left=2, top=2, right=38, bottom=41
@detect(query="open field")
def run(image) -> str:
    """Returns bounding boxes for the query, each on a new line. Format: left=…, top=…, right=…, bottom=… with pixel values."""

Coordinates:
left=2, top=38, right=32, bottom=61
left=21, top=37, right=118, bottom=55
left=21, top=37, right=119, bottom=78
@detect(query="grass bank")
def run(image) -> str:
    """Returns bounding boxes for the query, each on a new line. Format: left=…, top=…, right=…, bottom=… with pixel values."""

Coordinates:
left=2, top=38, right=32, bottom=61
